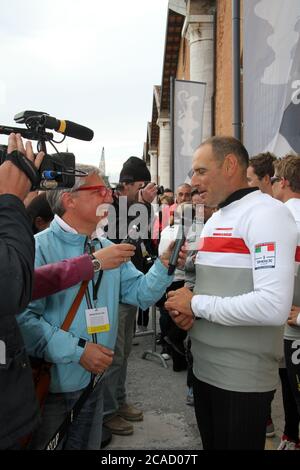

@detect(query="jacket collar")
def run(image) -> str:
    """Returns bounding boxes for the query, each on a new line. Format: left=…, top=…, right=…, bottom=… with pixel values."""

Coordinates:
left=50, top=218, right=88, bottom=246
left=219, top=187, right=258, bottom=208
left=54, top=214, right=78, bottom=234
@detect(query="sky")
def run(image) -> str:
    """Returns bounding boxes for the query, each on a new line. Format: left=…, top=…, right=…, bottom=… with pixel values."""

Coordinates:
left=0, top=0, right=169, bottom=183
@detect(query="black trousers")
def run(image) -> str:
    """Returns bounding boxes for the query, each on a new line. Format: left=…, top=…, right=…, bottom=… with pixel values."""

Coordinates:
left=192, top=375, right=274, bottom=450
left=137, top=308, right=149, bottom=327
left=279, top=339, right=300, bottom=441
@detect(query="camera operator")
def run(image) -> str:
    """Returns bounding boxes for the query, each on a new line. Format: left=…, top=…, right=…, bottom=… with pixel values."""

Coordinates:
left=0, top=133, right=44, bottom=449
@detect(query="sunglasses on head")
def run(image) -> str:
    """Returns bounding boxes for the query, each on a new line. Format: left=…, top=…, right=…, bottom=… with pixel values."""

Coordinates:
left=74, top=185, right=112, bottom=197
left=270, top=176, right=281, bottom=185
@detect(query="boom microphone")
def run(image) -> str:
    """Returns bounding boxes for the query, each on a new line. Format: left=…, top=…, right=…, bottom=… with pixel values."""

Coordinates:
left=42, top=115, right=94, bottom=141
left=14, top=111, right=94, bottom=141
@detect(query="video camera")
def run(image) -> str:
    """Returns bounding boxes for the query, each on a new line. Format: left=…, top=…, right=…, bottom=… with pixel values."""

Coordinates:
left=156, top=185, right=164, bottom=195
left=0, top=110, right=94, bottom=190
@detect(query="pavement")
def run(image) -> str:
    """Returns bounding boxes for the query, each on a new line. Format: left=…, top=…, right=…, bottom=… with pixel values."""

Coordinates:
left=105, top=315, right=285, bottom=451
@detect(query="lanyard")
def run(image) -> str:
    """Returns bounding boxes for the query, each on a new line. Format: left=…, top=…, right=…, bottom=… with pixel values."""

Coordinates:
left=84, top=239, right=104, bottom=346
left=85, top=239, right=103, bottom=305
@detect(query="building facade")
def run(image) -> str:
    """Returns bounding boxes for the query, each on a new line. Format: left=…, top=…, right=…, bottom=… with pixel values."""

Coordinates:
left=145, top=0, right=241, bottom=187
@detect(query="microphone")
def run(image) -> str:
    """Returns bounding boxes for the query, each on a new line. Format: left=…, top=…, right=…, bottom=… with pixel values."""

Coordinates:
left=167, top=205, right=194, bottom=275
left=14, top=111, right=94, bottom=141
left=42, top=115, right=94, bottom=141
left=121, top=225, right=141, bottom=248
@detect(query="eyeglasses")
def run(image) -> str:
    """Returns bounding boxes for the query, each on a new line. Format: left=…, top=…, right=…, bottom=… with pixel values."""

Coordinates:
left=270, top=176, right=281, bottom=185
left=74, top=185, right=112, bottom=197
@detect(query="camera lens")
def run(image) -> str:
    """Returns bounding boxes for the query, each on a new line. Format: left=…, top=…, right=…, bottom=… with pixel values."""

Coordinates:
left=157, top=185, right=164, bottom=195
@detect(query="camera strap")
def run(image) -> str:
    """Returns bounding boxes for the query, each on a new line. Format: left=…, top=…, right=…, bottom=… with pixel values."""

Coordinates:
left=6, top=150, right=40, bottom=190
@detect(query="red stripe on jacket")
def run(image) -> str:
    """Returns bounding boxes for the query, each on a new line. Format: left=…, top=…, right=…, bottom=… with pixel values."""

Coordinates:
left=198, top=237, right=250, bottom=254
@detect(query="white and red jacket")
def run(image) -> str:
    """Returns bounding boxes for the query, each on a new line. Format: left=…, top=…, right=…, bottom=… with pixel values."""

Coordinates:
left=284, top=198, right=300, bottom=339
left=190, top=189, right=298, bottom=392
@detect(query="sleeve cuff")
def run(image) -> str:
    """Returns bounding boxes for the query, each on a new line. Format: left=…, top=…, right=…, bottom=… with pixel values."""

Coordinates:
left=73, top=254, right=94, bottom=280
left=191, top=295, right=203, bottom=318
left=154, top=257, right=170, bottom=275
left=69, top=336, right=86, bottom=363
left=191, top=295, right=212, bottom=320
left=73, top=344, right=85, bottom=363
left=297, top=313, right=300, bottom=327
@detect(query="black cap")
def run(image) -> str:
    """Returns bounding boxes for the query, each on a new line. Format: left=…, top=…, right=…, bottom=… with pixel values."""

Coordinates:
left=119, top=156, right=151, bottom=183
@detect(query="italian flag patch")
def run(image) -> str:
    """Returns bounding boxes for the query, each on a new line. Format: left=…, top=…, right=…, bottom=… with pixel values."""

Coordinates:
left=254, top=242, right=276, bottom=269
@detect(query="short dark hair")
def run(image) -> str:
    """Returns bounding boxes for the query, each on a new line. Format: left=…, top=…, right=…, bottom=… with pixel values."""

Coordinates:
left=249, top=152, right=277, bottom=179
left=201, top=136, right=249, bottom=169
left=275, top=155, right=300, bottom=193
left=163, top=188, right=173, bottom=193
left=26, top=193, right=54, bottom=234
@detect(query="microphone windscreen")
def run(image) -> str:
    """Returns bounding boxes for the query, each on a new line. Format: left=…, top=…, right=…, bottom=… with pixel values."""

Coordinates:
left=64, top=121, right=94, bottom=141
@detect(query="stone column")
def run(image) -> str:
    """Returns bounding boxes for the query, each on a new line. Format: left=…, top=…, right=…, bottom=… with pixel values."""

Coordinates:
left=186, top=16, right=214, bottom=140
left=157, top=118, right=171, bottom=188
left=149, top=150, right=158, bottom=184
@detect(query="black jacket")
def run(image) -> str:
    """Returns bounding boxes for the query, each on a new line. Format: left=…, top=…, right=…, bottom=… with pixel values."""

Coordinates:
left=0, top=195, right=39, bottom=449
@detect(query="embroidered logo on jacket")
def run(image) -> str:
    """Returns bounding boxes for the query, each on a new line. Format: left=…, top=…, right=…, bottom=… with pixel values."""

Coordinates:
left=254, top=242, right=276, bottom=270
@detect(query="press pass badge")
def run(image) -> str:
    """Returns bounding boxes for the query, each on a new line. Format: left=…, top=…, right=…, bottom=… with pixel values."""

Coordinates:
left=85, top=307, right=110, bottom=334
left=254, top=242, right=276, bottom=270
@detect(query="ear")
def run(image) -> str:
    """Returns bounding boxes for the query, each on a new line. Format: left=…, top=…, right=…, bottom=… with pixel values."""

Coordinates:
left=61, top=192, right=76, bottom=212
left=280, top=178, right=289, bottom=189
left=121, top=183, right=129, bottom=195
left=224, top=154, right=237, bottom=176
left=35, top=216, right=50, bottom=232
left=262, top=175, right=269, bottom=185
left=34, top=216, right=44, bottom=232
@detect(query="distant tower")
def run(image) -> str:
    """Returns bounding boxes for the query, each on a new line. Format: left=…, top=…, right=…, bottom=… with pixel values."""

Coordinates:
left=99, top=147, right=106, bottom=175
left=99, top=147, right=110, bottom=187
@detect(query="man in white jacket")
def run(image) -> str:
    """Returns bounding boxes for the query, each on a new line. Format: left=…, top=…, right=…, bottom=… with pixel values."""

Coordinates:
left=271, top=155, right=300, bottom=450
left=165, top=136, right=298, bottom=450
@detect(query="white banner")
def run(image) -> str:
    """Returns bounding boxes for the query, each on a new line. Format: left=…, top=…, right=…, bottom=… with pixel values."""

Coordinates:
left=173, top=79, right=206, bottom=189
left=243, top=0, right=300, bottom=157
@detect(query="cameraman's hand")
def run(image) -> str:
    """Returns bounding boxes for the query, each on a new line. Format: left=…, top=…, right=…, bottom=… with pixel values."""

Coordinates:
left=139, top=182, right=157, bottom=203
left=93, top=243, right=136, bottom=269
left=0, top=133, right=44, bottom=201
left=79, top=342, right=114, bottom=374
left=159, top=240, right=187, bottom=268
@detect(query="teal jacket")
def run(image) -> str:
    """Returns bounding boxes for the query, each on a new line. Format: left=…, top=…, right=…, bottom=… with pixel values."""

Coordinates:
left=17, top=219, right=173, bottom=393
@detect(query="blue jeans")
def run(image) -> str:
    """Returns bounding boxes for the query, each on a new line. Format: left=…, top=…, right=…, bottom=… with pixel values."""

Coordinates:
left=30, top=379, right=104, bottom=450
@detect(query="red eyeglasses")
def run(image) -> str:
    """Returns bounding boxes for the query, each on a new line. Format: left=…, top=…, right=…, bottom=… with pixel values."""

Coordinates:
left=74, top=185, right=113, bottom=197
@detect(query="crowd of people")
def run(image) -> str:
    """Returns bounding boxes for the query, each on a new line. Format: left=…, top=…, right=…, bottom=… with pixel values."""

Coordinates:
left=0, top=132, right=299, bottom=451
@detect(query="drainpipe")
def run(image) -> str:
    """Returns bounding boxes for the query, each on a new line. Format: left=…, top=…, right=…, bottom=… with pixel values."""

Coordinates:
left=232, top=0, right=241, bottom=140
